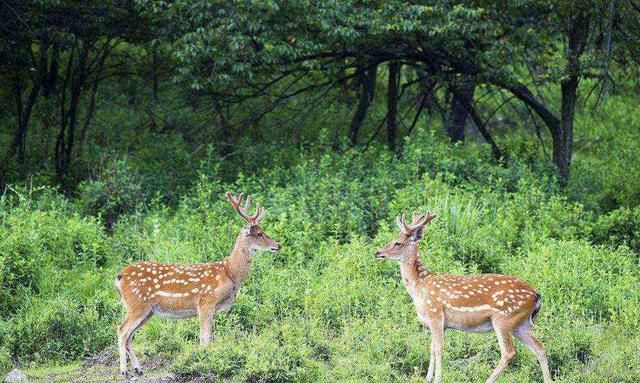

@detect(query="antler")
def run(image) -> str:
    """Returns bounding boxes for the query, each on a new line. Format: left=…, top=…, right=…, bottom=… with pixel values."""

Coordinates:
left=396, top=211, right=436, bottom=234
left=225, top=192, right=265, bottom=225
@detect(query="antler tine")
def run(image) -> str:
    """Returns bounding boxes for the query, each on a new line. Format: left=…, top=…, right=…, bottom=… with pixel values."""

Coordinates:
left=256, top=207, right=264, bottom=223
left=226, top=192, right=266, bottom=225
left=404, top=210, right=437, bottom=230
left=225, top=191, right=244, bottom=207
left=249, top=202, right=261, bottom=221
left=397, top=213, right=409, bottom=234
left=415, top=211, right=436, bottom=227
left=410, top=211, right=425, bottom=226
left=242, top=195, right=252, bottom=212
left=423, top=211, right=437, bottom=224
left=226, top=191, right=253, bottom=223
left=254, top=205, right=266, bottom=224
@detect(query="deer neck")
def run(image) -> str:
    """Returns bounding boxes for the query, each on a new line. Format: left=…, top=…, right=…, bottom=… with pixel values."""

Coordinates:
left=399, top=247, right=429, bottom=291
left=223, top=238, right=254, bottom=286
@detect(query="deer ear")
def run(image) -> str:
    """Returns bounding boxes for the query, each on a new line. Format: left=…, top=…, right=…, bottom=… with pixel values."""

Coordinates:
left=410, top=225, right=425, bottom=242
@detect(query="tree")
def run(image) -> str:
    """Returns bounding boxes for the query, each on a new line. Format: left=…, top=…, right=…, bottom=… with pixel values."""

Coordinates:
left=349, top=63, right=378, bottom=146
left=0, top=0, right=155, bottom=183
left=140, top=0, right=637, bottom=186
left=446, top=76, right=475, bottom=143
left=386, top=62, right=400, bottom=151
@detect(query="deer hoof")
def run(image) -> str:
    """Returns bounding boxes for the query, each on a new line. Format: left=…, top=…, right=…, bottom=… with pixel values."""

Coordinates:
left=134, top=368, right=144, bottom=376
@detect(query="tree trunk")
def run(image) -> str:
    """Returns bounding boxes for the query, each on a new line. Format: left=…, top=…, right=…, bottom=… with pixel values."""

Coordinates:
left=555, top=12, right=590, bottom=187
left=55, top=45, right=75, bottom=180
left=348, top=63, right=377, bottom=146
left=43, top=42, right=59, bottom=98
left=386, top=62, right=400, bottom=151
left=152, top=46, right=159, bottom=103
left=77, top=53, right=106, bottom=159
left=55, top=40, right=90, bottom=181
left=10, top=60, right=43, bottom=164
left=449, top=86, right=503, bottom=162
left=446, top=76, right=475, bottom=143
left=555, top=81, right=576, bottom=186
left=12, top=74, right=25, bottom=162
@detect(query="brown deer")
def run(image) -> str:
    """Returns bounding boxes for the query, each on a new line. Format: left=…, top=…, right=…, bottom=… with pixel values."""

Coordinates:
left=375, top=212, right=552, bottom=383
left=115, top=192, right=280, bottom=378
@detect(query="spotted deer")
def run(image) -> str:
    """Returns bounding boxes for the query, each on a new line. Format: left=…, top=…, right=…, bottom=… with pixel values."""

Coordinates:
left=375, top=212, right=552, bottom=383
left=115, top=192, right=280, bottom=378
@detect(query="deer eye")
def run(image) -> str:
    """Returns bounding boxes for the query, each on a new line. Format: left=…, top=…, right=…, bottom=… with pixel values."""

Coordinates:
left=393, top=242, right=402, bottom=247
left=258, top=233, right=264, bottom=238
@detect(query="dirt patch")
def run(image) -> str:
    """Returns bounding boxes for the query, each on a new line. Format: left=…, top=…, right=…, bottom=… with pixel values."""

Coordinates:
left=27, top=350, right=180, bottom=383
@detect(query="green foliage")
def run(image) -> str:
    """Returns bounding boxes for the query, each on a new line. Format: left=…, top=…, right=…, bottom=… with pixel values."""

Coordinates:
left=78, top=158, right=146, bottom=232
left=3, top=293, right=118, bottom=364
left=569, top=96, right=640, bottom=211
left=589, top=206, right=640, bottom=254
left=0, top=200, right=107, bottom=314
left=3, top=137, right=640, bottom=381
left=175, top=320, right=324, bottom=382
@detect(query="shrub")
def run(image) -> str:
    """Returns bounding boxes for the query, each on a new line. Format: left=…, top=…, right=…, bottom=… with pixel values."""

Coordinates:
left=78, top=157, right=146, bottom=233
left=0, top=207, right=107, bottom=314
left=2, top=293, right=118, bottom=363
left=589, top=206, right=640, bottom=254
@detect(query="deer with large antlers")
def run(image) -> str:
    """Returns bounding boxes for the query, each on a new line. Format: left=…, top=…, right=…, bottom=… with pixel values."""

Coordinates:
left=375, top=212, right=552, bottom=383
left=115, top=192, right=280, bottom=379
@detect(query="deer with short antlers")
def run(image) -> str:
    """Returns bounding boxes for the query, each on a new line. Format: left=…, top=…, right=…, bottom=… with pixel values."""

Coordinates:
left=115, top=192, right=280, bottom=379
left=375, top=212, right=552, bottom=383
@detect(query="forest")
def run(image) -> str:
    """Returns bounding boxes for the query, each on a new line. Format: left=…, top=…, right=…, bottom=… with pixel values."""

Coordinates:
left=0, top=1, right=639, bottom=382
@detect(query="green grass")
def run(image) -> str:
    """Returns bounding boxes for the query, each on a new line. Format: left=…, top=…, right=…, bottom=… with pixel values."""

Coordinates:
left=1, top=103, right=640, bottom=382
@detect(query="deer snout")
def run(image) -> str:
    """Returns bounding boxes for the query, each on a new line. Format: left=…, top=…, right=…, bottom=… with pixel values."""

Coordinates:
left=375, top=250, right=385, bottom=259
left=269, top=243, right=281, bottom=252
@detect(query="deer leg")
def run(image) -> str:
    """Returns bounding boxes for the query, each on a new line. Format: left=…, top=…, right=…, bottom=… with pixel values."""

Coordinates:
left=197, top=301, right=215, bottom=346
left=486, top=323, right=516, bottom=383
left=430, top=316, right=445, bottom=383
left=118, top=314, right=136, bottom=378
left=515, top=324, right=553, bottom=383
left=426, top=345, right=436, bottom=383
left=126, top=311, right=152, bottom=376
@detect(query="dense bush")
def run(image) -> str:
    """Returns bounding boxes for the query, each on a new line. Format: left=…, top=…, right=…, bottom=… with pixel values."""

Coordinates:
left=588, top=206, right=640, bottom=255
left=78, top=157, right=146, bottom=233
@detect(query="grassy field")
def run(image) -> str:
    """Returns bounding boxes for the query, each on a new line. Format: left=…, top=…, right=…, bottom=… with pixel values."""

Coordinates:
left=2, top=97, right=640, bottom=382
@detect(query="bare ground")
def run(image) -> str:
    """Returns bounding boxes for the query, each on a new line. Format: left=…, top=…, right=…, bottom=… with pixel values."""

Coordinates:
left=23, top=347, right=211, bottom=383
